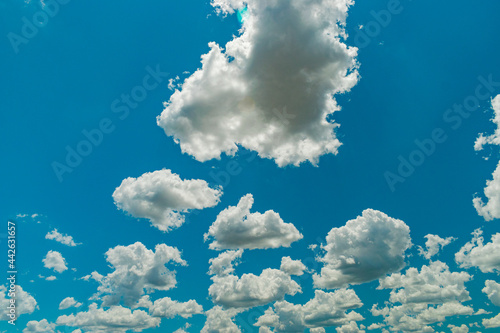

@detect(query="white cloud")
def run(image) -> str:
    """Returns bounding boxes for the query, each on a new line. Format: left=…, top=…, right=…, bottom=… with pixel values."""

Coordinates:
left=475, top=95, right=500, bottom=151
left=473, top=160, right=500, bottom=221
left=377, top=261, right=471, bottom=305
left=418, top=234, right=455, bottom=260
left=336, top=321, right=365, bottom=333
left=208, top=250, right=300, bottom=309
left=373, top=261, right=474, bottom=332
left=367, top=323, right=384, bottom=330
left=209, top=268, right=301, bottom=308
left=113, top=169, right=222, bottom=232
left=448, top=324, right=469, bottom=333
left=91, top=242, right=187, bottom=307
left=310, top=329, right=326, bottom=333
left=483, top=280, right=500, bottom=306
left=149, top=297, right=203, bottom=318
left=157, top=0, right=359, bottom=167
left=455, top=228, right=500, bottom=273
left=45, top=276, right=56, bottom=281
left=313, top=209, right=411, bottom=289
left=483, top=313, right=500, bottom=328
left=256, top=289, right=363, bottom=332
left=23, top=319, right=55, bottom=333
left=201, top=306, right=242, bottom=333
left=0, top=285, right=37, bottom=320
left=280, top=257, right=306, bottom=276
left=56, top=303, right=161, bottom=333
left=59, top=297, right=83, bottom=310
left=42, top=250, right=68, bottom=273
left=474, top=95, right=500, bottom=220
left=204, top=194, right=302, bottom=250
left=208, top=250, right=244, bottom=276
left=372, top=302, right=474, bottom=332
left=45, top=229, right=80, bottom=246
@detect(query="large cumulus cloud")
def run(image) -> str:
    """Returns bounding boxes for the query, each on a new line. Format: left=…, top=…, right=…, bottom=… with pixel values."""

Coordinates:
left=313, top=209, right=411, bottom=288
left=157, top=0, right=359, bottom=166
left=90, top=242, right=187, bottom=307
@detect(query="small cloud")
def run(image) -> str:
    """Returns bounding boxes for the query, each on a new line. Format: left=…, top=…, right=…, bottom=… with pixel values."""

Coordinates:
left=45, top=229, right=81, bottom=247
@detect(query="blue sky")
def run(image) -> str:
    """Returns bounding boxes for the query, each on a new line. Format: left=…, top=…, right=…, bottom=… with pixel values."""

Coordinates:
left=2, top=0, right=500, bottom=332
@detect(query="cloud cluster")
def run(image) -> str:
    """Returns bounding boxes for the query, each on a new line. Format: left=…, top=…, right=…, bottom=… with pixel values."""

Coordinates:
left=455, top=228, right=500, bottom=274
left=201, top=306, right=242, bottom=333
left=204, top=194, right=302, bottom=250
left=373, top=261, right=474, bottom=332
left=42, top=250, right=68, bottom=273
left=313, top=209, right=411, bottom=288
left=208, top=250, right=301, bottom=309
left=91, top=242, right=187, bottom=307
left=45, top=229, right=80, bottom=246
left=113, top=169, right=222, bottom=232
left=209, top=269, right=301, bottom=309
left=23, top=319, right=56, bottom=333
left=256, top=289, right=363, bottom=332
left=56, top=303, right=161, bottom=333
left=157, top=0, right=359, bottom=167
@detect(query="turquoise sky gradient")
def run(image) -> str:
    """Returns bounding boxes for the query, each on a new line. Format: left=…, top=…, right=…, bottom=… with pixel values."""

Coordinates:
left=2, top=0, right=500, bottom=332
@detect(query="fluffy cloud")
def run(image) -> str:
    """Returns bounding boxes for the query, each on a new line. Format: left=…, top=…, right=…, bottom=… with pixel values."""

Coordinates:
left=208, top=250, right=244, bottom=276
left=113, top=169, right=222, bottom=232
left=377, top=261, right=471, bottom=305
left=201, top=306, right=242, bottom=333
left=336, top=322, right=366, bottom=333
left=483, top=280, right=500, bottom=306
left=372, top=301, right=474, bottom=332
left=157, top=0, right=359, bottom=167
left=59, top=297, right=83, bottom=310
left=418, top=234, right=455, bottom=260
left=455, top=228, right=500, bottom=273
left=208, top=249, right=300, bottom=308
left=255, top=289, right=363, bottom=332
left=448, top=324, right=469, bottom=333
left=0, top=285, right=37, bottom=320
left=204, top=194, right=302, bottom=250
left=474, top=95, right=500, bottom=220
left=483, top=313, right=500, bottom=328
left=23, top=319, right=55, bottom=333
left=149, top=297, right=203, bottom=318
left=280, top=257, right=306, bottom=276
left=313, top=209, right=411, bottom=289
left=56, top=303, right=161, bottom=333
left=91, top=242, right=187, bottom=307
left=45, top=229, right=80, bottom=246
left=475, top=95, right=500, bottom=151
left=42, top=250, right=68, bottom=273
left=473, top=160, right=500, bottom=221
left=209, top=268, right=301, bottom=308
left=373, top=261, right=474, bottom=332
